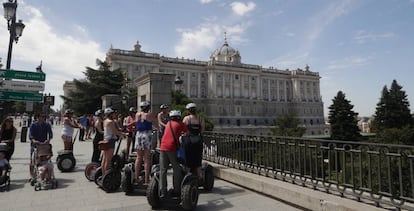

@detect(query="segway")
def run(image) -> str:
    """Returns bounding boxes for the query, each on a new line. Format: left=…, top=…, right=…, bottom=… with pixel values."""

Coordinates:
left=94, top=137, right=124, bottom=193
left=199, top=162, right=214, bottom=191
left=121, top=149, right=159, bottom=194
left=84, top=157, right=101, bottom=181
left=56, top=131, right=78, bottom=172
left=146, top=150, right=199, bottom=211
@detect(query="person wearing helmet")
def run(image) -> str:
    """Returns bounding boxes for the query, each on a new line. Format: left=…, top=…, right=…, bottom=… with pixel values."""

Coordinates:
left=124, top=107, right=137, bottom=158
left=157, top=104, right=170, bottom=142
left=182, top=103, right=205, bottom=181
left=101, top=107, right=126, bottom=175
left=61, top=109, right=80, bottom=151
left=91, top=109, right=104, bottom=163
left=134, top=101, right=158, bottom=185
left=159, top=110, right=189, bottom=198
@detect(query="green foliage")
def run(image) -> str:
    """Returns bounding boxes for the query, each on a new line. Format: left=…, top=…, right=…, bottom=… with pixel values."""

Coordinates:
left=171, top=90, right=214, bottom=131
left=328, top=91, right=361, bottom=141
left=12, top=101, right=25, bottom=114
left=271, top=113, right=306, bottom=137
left=373, top=80, right=413, bottom=131
left=61, top=59, right=124, bottom=115
left=373, top=126, right=414, bottom=145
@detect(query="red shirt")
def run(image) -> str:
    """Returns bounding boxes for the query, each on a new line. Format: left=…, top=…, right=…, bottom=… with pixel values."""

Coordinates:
left=160, top=120, right=188, bottom=152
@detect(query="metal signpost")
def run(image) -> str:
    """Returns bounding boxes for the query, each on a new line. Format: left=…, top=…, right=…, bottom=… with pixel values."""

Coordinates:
left=0, top=69, right=46, bottom=81
left=0, top=80, right=45, bottom=92
left=0, top=69, right=46, bottom=102
left=0, top=90, right=43, bottom=102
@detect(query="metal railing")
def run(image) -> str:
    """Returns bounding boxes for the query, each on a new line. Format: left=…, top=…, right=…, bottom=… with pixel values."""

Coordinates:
left=202, top=132, right=414, bottom=210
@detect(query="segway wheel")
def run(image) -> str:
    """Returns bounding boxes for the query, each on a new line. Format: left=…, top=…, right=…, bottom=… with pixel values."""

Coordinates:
left=203, top=165, right=214, bottom=191
left=121, top=166, right=134, bottom=194
left=181, top=180, right=199, bottom=211
left=34, top=183, right=41, bottom=191
left=146, top=177, right=160, bottom=209
left=57, top=154, right=76, bottom=172
left=102, top=169, right=121, bottom=193
left=112, top=155, right=123, bottom=170
left=30, top=178, right=35, bottom=186
left=85, top=162, right=100, bottom=181
left=94, top=167, right=103, bottom=186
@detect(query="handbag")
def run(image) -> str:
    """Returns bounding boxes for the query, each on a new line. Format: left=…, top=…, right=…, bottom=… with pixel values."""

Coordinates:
left=169, top=122, right=185, bottom=163
left=98, top=140, right=110, bottom=151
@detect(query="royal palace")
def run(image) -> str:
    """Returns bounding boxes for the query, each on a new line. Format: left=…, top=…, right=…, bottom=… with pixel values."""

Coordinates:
left=104, top=37, right=328, bottom=136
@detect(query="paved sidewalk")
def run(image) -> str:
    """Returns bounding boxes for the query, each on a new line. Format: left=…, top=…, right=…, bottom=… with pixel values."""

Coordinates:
left=0, top=118, right=300, bottom=211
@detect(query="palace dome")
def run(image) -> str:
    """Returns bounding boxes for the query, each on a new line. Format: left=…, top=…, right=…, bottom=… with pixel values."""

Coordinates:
left=210, top=33, right=241, bottom=64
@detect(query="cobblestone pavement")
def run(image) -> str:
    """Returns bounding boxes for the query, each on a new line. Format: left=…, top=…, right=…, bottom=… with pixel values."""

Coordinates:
left=0, top=118, right=301, bottom=211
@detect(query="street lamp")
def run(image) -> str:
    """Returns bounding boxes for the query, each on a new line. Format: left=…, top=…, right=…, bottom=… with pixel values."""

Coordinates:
left=174, top=76, right=183, bottom=91
left=3, top=0, right=25, bottom=69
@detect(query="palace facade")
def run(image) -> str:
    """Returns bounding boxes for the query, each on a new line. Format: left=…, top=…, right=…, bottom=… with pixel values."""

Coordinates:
left=105, top=38, right=328, bottom=136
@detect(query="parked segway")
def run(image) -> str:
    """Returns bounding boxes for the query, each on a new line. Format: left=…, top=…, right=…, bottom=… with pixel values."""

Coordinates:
left=121, top=149, right=159, bottom=194
left=56, top=131, right=78, bottom=172
left=146, top=150, right=199, bottom=211
left=94, top=137, right=124, bottom=193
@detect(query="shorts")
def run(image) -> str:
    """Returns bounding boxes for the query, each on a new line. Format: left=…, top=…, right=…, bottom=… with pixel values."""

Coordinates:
left=108, top=138, right=117, bottom=149
left=38, top=161, right=54, bottom=173
left=135, top=131, right=152, bottom=150
left=61, top=135, right=72, bottom=143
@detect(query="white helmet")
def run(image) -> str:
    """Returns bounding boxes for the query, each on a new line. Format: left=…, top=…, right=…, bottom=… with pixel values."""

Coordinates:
left=169, top=110, right=181, bottom=119
left=140, top=101, right=150, bottom=107
left=95, top=109, right=103, bottom=116
left=129, top=107, right=137, bottom=113
left=186, top=103, right=197, bottom=109
left=104, top=107, right=114, bottom=115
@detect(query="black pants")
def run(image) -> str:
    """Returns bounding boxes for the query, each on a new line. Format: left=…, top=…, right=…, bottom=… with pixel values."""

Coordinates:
left=91, top=138, right=101, bottom=162
left=79, top=128, right=85, bottom=141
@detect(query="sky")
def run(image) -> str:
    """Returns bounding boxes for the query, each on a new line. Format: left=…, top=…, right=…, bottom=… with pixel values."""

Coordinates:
left=0, top=0, right=413, bottom=117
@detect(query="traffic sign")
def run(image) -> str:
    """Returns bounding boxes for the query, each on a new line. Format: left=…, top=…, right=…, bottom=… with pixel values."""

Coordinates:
left=0, top=91, right=43, bottom=102
left=0, top=69, right=46, bottom=81
left=0, top=80, right=45, bottom=91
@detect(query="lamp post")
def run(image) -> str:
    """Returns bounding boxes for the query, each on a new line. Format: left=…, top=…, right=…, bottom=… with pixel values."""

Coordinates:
left=174, top=76, right=183, bottom=92
left=3, top=0, right=25, bottom=69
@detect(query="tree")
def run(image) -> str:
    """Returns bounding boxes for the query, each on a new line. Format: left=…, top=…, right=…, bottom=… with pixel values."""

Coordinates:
left=373, top=80, right=413, bottom=131
left=271, top=113, right=306, bottom=137
left=61, top=59, right=124, bottom=115
left=328, top=91, right=361, bottom=141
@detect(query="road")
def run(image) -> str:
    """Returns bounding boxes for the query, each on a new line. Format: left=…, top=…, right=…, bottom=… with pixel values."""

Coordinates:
left=0, top=118, right=302, bottom=211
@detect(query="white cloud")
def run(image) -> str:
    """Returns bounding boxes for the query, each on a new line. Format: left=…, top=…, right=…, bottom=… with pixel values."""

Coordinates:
left=230, top=2, right=256, bottom=16
left=285, top=32, right=295, bottom=37
left=199, top=0, right=215, bottom=4
left=266, top=52, right=310, bottom=70
left=174, top=21, right=250, bottom=59
left=307, top=0, right=357, bottom=46
left=0, top=3, right=105, bottom=110
left=327, top=56, right=370, bottom=70
left=353, top=31, right=396, bottom=44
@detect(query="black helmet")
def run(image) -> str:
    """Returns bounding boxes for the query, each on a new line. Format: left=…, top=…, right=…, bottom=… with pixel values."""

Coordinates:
left=160, top=104, right=168, bottom=109
left=64, top=109, right=74, bottom=115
